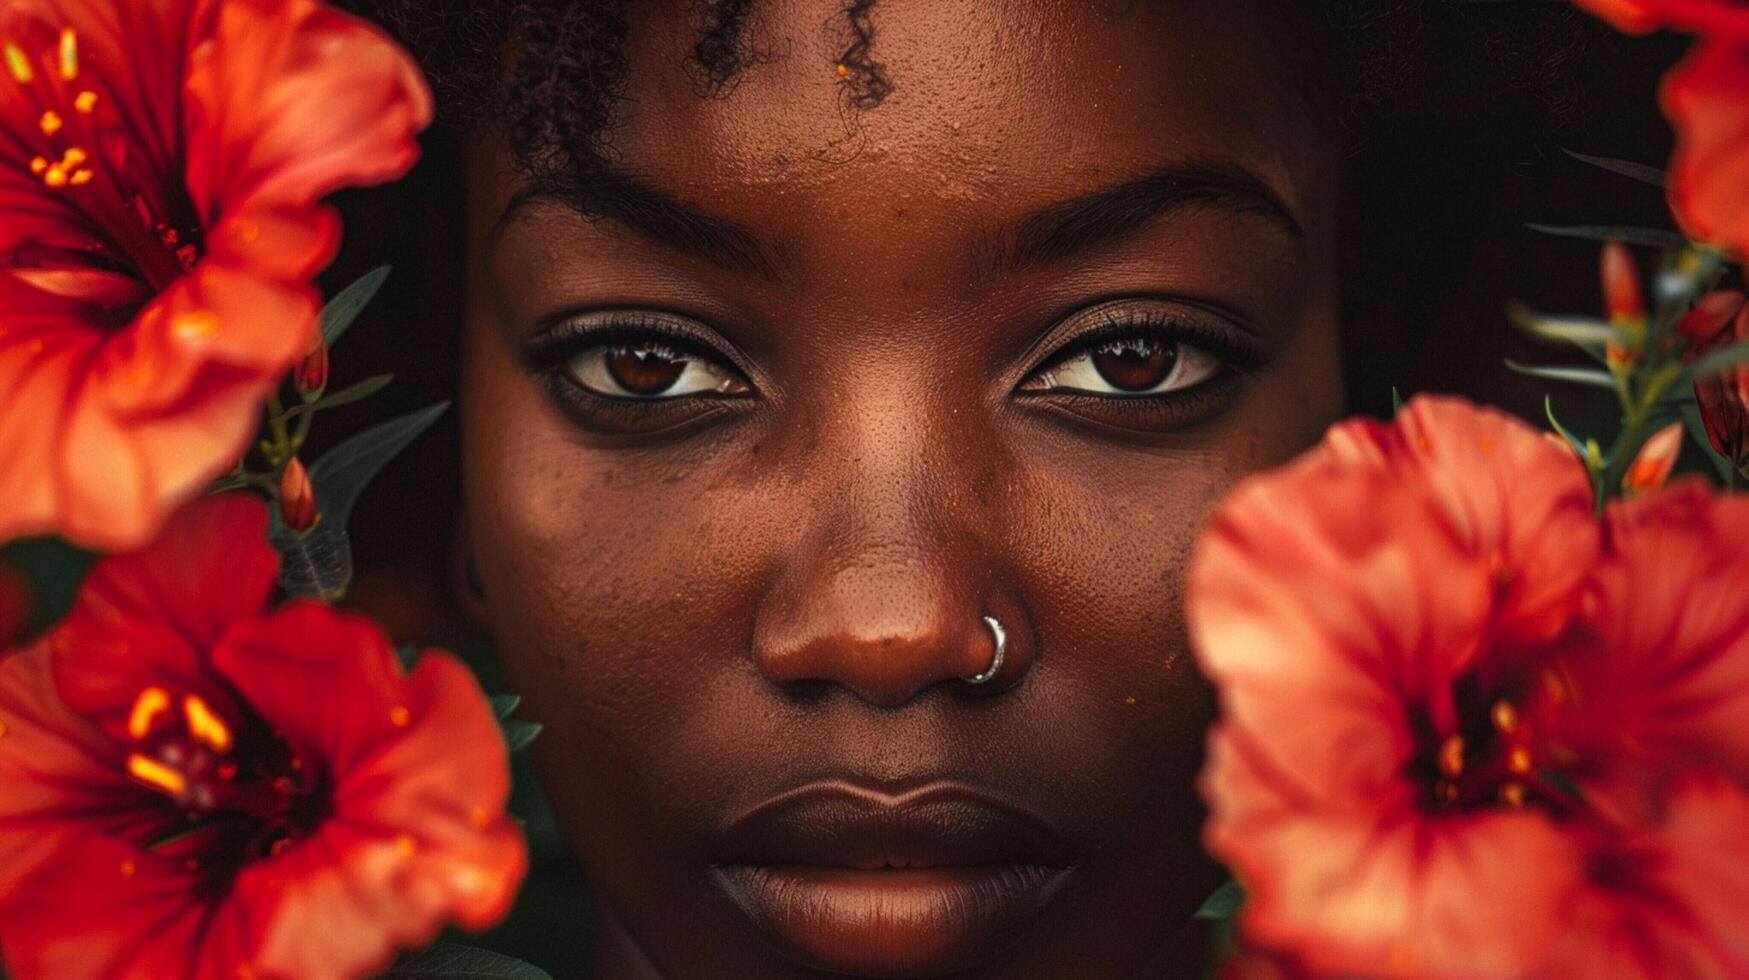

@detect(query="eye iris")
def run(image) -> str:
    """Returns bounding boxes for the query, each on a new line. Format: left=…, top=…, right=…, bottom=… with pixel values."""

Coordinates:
left=606, top=345, right=688, bottom=395
left=1091, top=339, right=1176, bottom=392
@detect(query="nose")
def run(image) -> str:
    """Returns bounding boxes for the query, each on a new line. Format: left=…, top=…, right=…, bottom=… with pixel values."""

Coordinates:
left=751, top=428, right=1032, bottom=707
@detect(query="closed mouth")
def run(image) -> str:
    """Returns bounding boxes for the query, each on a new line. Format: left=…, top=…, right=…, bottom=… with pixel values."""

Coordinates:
left=708, top=780, right=1078, bottom=976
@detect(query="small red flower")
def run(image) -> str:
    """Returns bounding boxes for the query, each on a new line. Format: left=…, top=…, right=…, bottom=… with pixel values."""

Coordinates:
left=0, top=0, right=430, bottom=551
left=0, top=496, right=526, bottom=980
left=1679, top=289, right=1749, bottom=471
left=1190, top=396, right=1749, bottom=978
left=295, top=338, right=330, bottom=396
left=1573, top=0, right=1749, bottom=258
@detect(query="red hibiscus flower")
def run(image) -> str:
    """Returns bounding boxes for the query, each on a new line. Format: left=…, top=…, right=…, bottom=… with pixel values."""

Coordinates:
left=1190, top=396, right=1749, bottom=978
left=1573, top=0, right=1749, bottom=258
left=0, top=0, right=430, bottom=551
left=0, top=495, right=526, bottom=980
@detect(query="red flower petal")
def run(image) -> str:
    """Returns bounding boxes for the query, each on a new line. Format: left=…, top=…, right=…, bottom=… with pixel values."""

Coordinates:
left=1663, top=40, right=1749, bottom=258
left=0, top=0, right=429, bottom=551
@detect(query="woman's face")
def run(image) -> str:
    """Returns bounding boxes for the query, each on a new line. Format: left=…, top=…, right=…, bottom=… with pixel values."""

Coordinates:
left=461, top=1, right=1343, bottom=976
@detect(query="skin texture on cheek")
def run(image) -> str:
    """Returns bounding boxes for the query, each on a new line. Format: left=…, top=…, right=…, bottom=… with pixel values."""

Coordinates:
left=460, top=1, right=1344, bottom=976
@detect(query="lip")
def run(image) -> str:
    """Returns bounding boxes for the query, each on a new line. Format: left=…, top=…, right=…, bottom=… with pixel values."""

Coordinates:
left=709, top=780, right=1078, bottom=976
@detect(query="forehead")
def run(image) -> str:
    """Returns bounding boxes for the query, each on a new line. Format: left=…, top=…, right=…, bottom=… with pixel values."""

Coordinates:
left=607, top=0, right=1332, bottom=225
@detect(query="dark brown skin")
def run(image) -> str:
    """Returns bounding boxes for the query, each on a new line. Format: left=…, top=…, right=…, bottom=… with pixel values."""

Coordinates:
left=459, top=1, right=1345, bottom=976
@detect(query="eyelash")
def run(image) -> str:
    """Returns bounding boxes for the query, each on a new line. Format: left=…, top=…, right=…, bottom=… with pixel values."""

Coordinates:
left=523, top=306, right=1261, bottom=434
left=1027, top=310, right=1264, bottom=388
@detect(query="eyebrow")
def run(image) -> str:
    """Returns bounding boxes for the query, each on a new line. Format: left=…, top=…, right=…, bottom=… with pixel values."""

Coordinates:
left=979, top=163, right=1305, bottom=275
left=497, top=161, right=1301, bottom=282
left=498, top=171, right=784, bottom=280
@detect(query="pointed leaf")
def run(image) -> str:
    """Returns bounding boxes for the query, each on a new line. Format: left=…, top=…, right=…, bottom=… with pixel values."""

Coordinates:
left=1563, top=150, right=1668, bottom=188
left=1686, top=337, right=1749, bottom=381
left=491, top=693, right=522, bottom=719
left=1505, top=360, right=1616, bottom=390
left=1506, top=303, right=1617, bottom=348
left=309, top=402, right=448, bottom=533
left=1525, top=224, right=1687, bottom=250
left=1195, top=880, right=1245, bottom=920
left=385, top=942, right=553, bottom=979
left=1544, top=396, right=1588, bottom=458
left=320, top=266, right=391, bottom=348
left=1391, top=386, right=1404, bottom=415
left=284, top=374, right=395, bottom=419
left=502, top=719, right=543, bottom=753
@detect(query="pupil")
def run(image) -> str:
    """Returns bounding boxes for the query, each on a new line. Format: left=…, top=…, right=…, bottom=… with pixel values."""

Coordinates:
left=606, top=346, right=688, bottom=395
left=1091, top=339, right=1176, bottom=392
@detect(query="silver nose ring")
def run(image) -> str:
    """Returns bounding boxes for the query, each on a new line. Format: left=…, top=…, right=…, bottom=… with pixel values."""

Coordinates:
left=965, top=614, right=1006, bottom=685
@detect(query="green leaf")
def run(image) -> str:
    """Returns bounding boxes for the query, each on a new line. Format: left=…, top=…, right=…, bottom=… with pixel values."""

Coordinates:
left=502, top=719, right=543, bottom=753
left=491, top=693, right=522, bottom=719
left=1686, top=337, right=1749, bottom=381
left=1505, top=360, right=1616, bottom=390
left=320, top=266, right=391, bottom=348
left=1544, top=396, right=1588, bottom=459
left=1563, top=149, right=1668, bottom=189
left=283, top=374, right=395, bottom=420
left=383, top=941, right=553, bottom=979
left=1506, top=303, right=1617, bottom=354
left=1391, top=385, right=1404, bottom=415
left=1524, top=223, right=1687, bottom=250
left=310, top=402, right=448, bottom=533
left=1195, top=880, right=1245, bottom=920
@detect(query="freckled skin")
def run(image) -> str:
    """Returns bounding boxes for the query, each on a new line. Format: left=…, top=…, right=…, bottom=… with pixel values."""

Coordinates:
left=460, top=1, right=1344, bottom=977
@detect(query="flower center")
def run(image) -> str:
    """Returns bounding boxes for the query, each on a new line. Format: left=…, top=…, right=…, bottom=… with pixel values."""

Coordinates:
left=123, top=685, right=325, bottom=860
left=5, top=29, right=202, bottom=297
left=1418, top=665, right=1582, bottom=815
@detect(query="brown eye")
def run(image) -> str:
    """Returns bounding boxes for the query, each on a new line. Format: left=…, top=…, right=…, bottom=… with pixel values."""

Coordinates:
left=606, top=346, right=688, bottom=396
left=1025, top=333, right=1223, bottom=397
left=564, top=340, right=750, bottom=400
left=1091, top=339, right=1176, bottom=392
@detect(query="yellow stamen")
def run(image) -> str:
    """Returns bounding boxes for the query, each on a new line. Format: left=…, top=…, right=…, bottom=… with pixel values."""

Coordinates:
left=69, top=168, right=92, bottom=186
left=1437, top=734, right=1465, bottom=777
left=74, top=89, right=97, bottom=114
left=58, top=29, right=76, bottom=81
left=127, top=687, right=172, bottom=740
left=38, top=110, right=61, bottom=136
left=1500, top=782, right=1526, bottom=807
left=59, top=146, right=86, bottom=169
left=389, top=705, right=411, bottom=727
left=183, top=694, right=233, bottom=753
left=127, top=753, right=188, bottom=797
left=1490, top=700, right=1518, bottom=734
left=4, top=43, right=32, bottom=85
left=28, top=156, right=46, bottom=175
left=1507, top=745, right=1533, bottom=775
left=835, top=62, right=850, bottom=77
left=42, top=165, right=67, bottom=188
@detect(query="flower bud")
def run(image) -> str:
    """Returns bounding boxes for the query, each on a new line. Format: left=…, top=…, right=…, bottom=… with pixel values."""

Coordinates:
left=1602, top=243, right=1645, bottom=369
left=278, top=457, right=318, bottom=533
left=1601, top=242, right=1644, bottom=324
left=1622, top=422, right=1684, bottom=496
left=1681, top=292, right=1749, bottom=474
left=295, top=340, right=328, bottom=398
